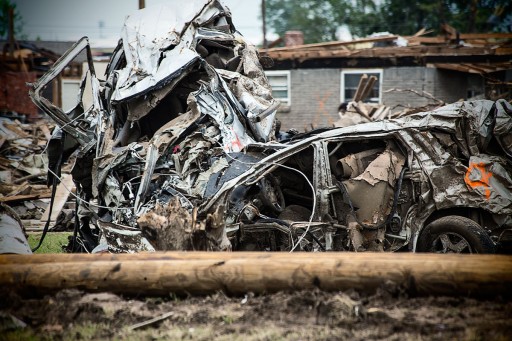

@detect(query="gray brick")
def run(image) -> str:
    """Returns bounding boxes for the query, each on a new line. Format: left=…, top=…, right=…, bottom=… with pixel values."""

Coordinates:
left=277, top=66, right=485, bottom=132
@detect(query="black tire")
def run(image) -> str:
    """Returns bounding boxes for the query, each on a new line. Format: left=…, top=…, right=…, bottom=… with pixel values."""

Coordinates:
left=416, top=215, right=495, bottom=254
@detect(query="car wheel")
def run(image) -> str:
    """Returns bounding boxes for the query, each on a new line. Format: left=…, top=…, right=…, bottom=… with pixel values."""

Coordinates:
left=416, top=215, right=495, bottom=254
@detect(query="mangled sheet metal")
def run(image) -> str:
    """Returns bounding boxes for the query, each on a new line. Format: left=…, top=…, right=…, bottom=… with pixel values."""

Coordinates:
left=29, top=1, right=512, bottom=254
left=0, top=203, right=32, bottom=254
left=400, top=99, right=512, bottom=159
left=194, top=99, right=512, bottom=253
left=339, top=141, right=405, bottom=227
left=29, top=0, right=279, bottom=252
left=397, top=99, right=512, bottom=215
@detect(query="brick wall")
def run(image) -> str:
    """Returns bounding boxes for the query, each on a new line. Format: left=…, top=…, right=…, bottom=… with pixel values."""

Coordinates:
left=0, top=72, right=38, bottom=118
left=381, top=67, right=434, bottom=109
left=278, top=66, right=485, bottom=131
left=278, top=69, right=340, bottom=131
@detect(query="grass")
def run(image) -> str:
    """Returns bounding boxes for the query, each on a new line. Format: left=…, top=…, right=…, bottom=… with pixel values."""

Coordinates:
left=27, top=232, right=72, bottom=253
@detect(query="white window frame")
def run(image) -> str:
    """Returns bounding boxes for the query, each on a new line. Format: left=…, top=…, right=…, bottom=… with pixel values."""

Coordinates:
left=340, top=69, right=383, bottom=104
left=265, top=70, right=291, bottom=106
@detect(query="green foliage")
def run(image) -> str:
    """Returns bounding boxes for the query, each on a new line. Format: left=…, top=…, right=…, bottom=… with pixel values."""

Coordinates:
left=0, top=0, right=25, bottom=40
left=265, top=0, right=512, bottom=44
left=265, top=0, right=351, bottom=43
left=345, top=0, right=384, bottom=38
left=376, top=0, right=512, bottom=35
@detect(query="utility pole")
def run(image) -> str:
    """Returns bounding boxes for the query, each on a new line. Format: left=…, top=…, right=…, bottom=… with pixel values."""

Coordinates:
left=261, top=0, right=267, bottom=48
left=8, top=6, right=14, bottom=55
left=139, top=0, right=145, bottom=9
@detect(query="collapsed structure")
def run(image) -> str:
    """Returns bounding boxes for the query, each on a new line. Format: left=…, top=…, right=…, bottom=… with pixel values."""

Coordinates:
left=29, top=1, right=512, bottom=254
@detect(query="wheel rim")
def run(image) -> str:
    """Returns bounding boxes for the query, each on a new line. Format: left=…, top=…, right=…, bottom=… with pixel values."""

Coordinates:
left=431, top=232, right=473, bottom=253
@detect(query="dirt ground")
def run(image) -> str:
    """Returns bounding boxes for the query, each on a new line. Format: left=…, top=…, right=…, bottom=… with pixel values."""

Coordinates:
left=1, top=287, right=511, bottom=341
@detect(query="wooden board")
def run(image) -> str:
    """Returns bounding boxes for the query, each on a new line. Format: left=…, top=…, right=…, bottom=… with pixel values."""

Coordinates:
left=40, top=174, right=75, bottom=222
left=0, top=192, right=52, bottom=203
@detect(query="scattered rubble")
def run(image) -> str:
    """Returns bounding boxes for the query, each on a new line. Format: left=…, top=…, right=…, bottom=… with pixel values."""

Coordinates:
left=261, top=27, right=512, bottom=78
left=0, top=117, right=68, bottom=223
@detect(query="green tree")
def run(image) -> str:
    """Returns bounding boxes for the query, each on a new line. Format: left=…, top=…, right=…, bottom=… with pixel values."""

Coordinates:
left=448, top=0, right=511, bottom=33
left=376, top=0, right=510, bottom=35
left=265, top=0, right=351, bottom=44
left=265, top=0, right=511, bottom=45
left=345, top=0, right=385, bottom=37
left=373, top=0, right=448, bottom=36
left=0, top=0, right=25, bottom=40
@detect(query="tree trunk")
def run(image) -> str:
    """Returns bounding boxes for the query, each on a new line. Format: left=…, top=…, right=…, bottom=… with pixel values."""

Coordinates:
left=0, top=252, right=510, bottom=297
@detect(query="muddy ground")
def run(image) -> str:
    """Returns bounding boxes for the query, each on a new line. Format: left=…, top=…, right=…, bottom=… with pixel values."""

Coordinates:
left=1, top=287, right=511, bottom=340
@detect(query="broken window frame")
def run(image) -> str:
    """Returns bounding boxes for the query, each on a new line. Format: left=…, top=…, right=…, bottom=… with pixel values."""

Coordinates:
left=318, top=132, right=416, bottom=247
left=340, top=69, right=383, bottom=104
left=29, top=37, right=100, bottom=147
left=265, top=70, right=291, bottom=108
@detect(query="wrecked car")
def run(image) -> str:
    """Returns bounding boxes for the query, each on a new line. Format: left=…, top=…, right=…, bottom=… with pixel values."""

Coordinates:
left=203, top=99, right=512, bottom=253
left=29, top=1, right=512, bottom=254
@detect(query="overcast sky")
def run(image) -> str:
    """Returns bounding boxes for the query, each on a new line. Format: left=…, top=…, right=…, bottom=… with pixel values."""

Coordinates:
left=12, top=0, right=267, bottom=47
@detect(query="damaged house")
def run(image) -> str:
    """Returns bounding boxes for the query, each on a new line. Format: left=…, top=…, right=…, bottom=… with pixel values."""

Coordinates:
left=260, top=29, right=512, bottom=130
left=29, top=1, right=512, bottom=254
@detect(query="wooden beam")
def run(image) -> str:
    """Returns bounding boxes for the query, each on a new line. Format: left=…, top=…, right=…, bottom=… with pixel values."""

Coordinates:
left=0, top=252, right=510, bottom=297
left=265, top=45, right=498, bottom=61
left=0, top=192, right=51, bottom=203
left=460, top=33, right=512, bottom=40
left=352, top=74, right=368, bottom=102
left=360, top=75, right=377, bottom=102
left=406, top=36, right=446, bottom=44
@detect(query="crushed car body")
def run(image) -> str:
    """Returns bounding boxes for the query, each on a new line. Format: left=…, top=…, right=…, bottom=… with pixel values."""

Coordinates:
left=29, top=1, right=512, bottom=254
left=30, top=0, right=278, bottom=253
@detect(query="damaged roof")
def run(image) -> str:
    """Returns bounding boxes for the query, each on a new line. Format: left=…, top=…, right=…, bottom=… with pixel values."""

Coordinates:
left=261, top=30, right=512, bottom=72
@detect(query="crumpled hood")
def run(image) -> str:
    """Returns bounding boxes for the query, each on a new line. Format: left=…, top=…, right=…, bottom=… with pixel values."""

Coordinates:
left=112, top=1, right=231, bottom=103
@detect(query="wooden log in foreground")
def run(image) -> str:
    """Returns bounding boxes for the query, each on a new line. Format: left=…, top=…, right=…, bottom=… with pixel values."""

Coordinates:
left=0, top=252, right=510, bottom=297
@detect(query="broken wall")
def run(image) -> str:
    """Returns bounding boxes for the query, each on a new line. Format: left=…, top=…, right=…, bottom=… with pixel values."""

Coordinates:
left=431, top=69, right=482, bottom=102
left=0, top=72, right=38, bottom=118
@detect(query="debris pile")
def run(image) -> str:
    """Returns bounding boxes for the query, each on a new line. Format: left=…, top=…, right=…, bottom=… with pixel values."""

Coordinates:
left=20, top=1, right=512, bottom=255
left=0, top=117, right=76, bottom=232
left=1, top=40, right=67, bottom=121
left=261, top=27, right=512, bottom=77
left=335, top=75, right=446, bottom=128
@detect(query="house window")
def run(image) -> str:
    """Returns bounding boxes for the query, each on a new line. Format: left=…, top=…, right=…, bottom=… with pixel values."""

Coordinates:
left=265, top=70, right=291, bottom=106
left=340, top=69, right=382, bottom=104
left=61, top=78, right=82, bottom=113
